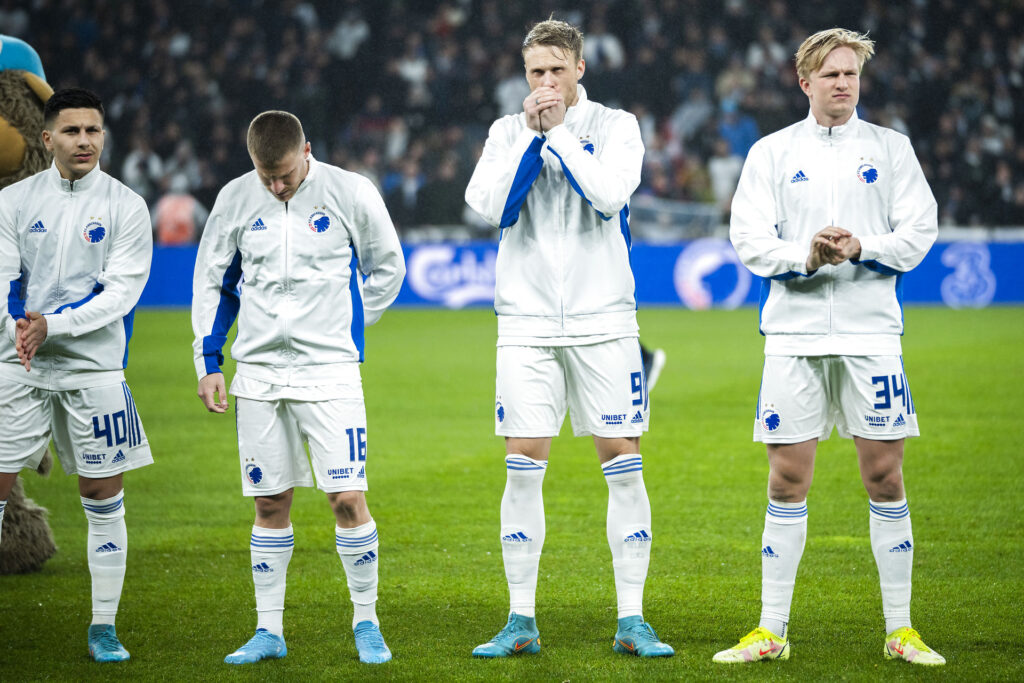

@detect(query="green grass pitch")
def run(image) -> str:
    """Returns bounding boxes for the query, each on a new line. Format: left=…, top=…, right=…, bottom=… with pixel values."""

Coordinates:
left=2, top=306, right=1022, bottom=680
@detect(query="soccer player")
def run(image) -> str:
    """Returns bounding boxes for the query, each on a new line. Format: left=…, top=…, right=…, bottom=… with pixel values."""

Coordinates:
left=0, top=88, right=153, bottom=662
left=715, top=28, right=944, bottom=666
left=465, top=18, right=673, bottom=658
left=192, top=111, right=405, bottom=665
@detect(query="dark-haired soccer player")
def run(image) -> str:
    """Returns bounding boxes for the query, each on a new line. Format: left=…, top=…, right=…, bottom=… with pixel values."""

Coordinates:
left=192, top=110, right=405, bottom=665
left=0, top=88, right=154, bottom=662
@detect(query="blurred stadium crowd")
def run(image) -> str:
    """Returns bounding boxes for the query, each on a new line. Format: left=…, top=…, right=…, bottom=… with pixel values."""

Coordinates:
left=4, top=0, right=1023, bottom=241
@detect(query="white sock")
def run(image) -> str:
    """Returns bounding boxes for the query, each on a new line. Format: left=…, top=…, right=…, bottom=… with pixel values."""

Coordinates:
left=759, top=499, right=807, bottom=639
left=336, top=520, right=380, bottom=628
left=0, top=499, right=6, bottom=546
left=869, top=499, right=913, bottom=634
left=82, top=491, right=128, bottom=626
left=250, top=525, right=294, bottom=637
left=500, top=455, right=547, bottom=619
left=602, top=454, right=650, bottom=619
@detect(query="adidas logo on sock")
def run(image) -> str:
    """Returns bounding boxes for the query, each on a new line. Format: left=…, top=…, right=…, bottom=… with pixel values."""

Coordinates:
left=95, top=542, right=123, bottom=553
left=762, top=545, right=780, bottom=558
left=111, top=450, right=126, bottom=464
left=354, top=550, right=377, bottom=566
left=502, top=531, right=532, bottom=543
left=790, top=170, right=809, bottom=183
left=889, top=540, right=913, bottom=553
left=250, top=217, right=267, bottom=231
left=893, top=413, right=906, bottom=428
left=29, top=220, right=47, bottom=233
left=630, top=410, right=644, bottom=424
left=624, top=530, right=651, bottom=543
left=252, top=561, right=274, bottom=573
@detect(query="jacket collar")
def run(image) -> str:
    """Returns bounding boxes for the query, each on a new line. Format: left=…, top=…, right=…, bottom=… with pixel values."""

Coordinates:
left=48, top=160, right=101, bottom=193
left=804, top=108, right=859, bottom=142
left=564, top=84, right=590, bottom=125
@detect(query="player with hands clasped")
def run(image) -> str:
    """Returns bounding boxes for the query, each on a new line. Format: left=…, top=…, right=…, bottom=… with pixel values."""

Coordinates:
left=0, top=88, right=153, bottom=663
left=192, top=111, right=405, bottom=665
left=465, top=18, right=672, bottom=659
left=717, top=29, right=944, bottom=666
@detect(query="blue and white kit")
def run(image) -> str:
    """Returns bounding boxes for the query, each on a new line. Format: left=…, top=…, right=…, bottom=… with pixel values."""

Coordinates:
left=191, top=156, right=405, bottom=492
left=465, top=85, right=646, bottom=437
left=730, top=109, right=937, bottom=441
left=0, top=163, right=153, bottom=474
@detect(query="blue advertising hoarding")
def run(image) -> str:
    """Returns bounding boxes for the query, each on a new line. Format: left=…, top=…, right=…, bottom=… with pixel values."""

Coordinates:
left=143, top=240, right=1023, bottom=309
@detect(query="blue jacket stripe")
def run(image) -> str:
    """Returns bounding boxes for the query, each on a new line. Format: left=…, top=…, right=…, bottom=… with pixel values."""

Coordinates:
left=548, top=147, right=613, bottom=221
left=7, top=278, right=26, bottom=320
left=851, top=258, right=902, bottom=276
left=53, top=282, right=105, bottom=313
left=348, top=251, right=365, bottom=363
left=499, top=137, right=545, bottom=228
left=121, top=307, right=136, bottom=368
left=202, top=250, right=244, bottom=375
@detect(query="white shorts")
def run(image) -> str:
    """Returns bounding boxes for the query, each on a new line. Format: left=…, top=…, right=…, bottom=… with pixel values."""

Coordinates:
left=235, top=396, right=369, bottom=496
left=0, top=379, right=152, bottom=477
left=754, top=355, right=920, bottom=443
left=495, top=338, right=650, bottom=438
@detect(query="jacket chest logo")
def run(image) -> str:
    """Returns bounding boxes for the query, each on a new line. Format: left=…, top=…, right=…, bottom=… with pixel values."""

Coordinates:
left=308, top=205, right=331, bottom=233
left=83, top=217, right=106, bottom=243
left=250, top=217, right=267, bottom=231
left=857, top=163, right=879, bottom=184
left=579, top=137, right=595, bottom=154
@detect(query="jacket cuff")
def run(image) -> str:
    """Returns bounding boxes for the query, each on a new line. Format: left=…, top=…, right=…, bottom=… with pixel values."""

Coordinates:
left=543, top=124, right=574, bottom=152
left=44, top=312, right=71, bottom=337
left=856, top=234, right=883, bottom=262
left=4, top=317, right=15, bottom=344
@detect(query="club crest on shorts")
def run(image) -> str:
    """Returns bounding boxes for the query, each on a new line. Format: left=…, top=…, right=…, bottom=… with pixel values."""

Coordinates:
left=245, top=462, right=264, bottom=485
left=761, top=406, right=781, bottom=432
left=495, top=401, right=505, bottom=423
left=83, top=220, right=106, bottom=243
left=857, top=163, right=879, bottom=184
left=308, top=205, right=331, bottom=233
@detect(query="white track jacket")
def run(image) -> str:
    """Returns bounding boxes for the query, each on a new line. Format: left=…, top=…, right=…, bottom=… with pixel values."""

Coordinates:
left=465, top=85, right=644, bottom=342
left=730, top=110, right=937, bottom=356
left=0, top=163, right=152, bottom=390
left=192, top=157, right=405, bottom=385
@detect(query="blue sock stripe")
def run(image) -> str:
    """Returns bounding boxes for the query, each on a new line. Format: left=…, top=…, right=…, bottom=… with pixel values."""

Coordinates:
left=82, top=499, right=124, bottom=514
left=336, top=530, right=378, bottom=547
left=602, top=457, right=643, bottom=476
left=249, top=540, right=294, bottom=548
left=870, top=502, right=909, bottom=519
left=767, top=503, right=807, bottom=518
left=506, top=464, right=547, bottom=471
left=506, top=457, right=546, bottom=470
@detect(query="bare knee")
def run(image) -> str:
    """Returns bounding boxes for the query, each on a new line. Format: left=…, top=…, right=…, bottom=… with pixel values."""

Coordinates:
left=328, top=490, right=370, bottom=527
left=862, top=467, right=905, bottom=501
left=767, top=468, right=811, bottom=502
left=78, top=474, right=123, bottom=500
left=254, top=490, right=293, bottom=527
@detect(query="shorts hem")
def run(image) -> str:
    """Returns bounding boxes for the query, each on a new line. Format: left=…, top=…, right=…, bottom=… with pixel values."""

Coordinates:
left=73, top=455, right=154, bottom=478
left=495, top=430, right=560, bottom=438
left=575, top=427, right=646, bottom=438
left=242, top=480, right=310, bottom=497
left=844, top=430, right=920, bottom=441
left=755, top=430, right=822, bottom=444
left=318, top=482, right=369, bottom=493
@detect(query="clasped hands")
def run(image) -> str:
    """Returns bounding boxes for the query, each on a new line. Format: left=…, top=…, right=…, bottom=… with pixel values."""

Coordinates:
left=14, top=311, right=47, bottom=371
left=524, top=86, right=566, bottom=134
left=806, top=226, right=862, bottom=272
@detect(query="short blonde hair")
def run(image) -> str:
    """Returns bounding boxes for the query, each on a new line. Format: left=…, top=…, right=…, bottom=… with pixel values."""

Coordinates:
left=795, top=28, right=875, bottom=81
left=522, top=17, right=584, bottom=63
left=247, top=110, right=305, bottom=164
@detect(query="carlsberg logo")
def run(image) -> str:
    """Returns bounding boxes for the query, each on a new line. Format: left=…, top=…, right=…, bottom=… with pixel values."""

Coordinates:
left=407, top=245, right=496, bottom=308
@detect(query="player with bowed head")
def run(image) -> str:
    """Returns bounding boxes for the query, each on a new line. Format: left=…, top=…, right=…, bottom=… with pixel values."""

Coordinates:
left=465, top=18, right=673, bottom=659
left=192, top=111, right=405, bottom=665
left=0, top=88, right=153, bottom=662
left=715, top=28, right=944, bottom=666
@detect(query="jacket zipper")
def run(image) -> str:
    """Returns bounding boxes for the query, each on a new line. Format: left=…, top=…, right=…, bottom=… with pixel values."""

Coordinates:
left=283, top=200, right=293, bottom=360
left=828, top=127, right=836, bottom=335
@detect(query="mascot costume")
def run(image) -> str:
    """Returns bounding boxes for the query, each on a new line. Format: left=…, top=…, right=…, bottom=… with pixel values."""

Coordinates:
left=0, top=34, right=59, bottom=573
